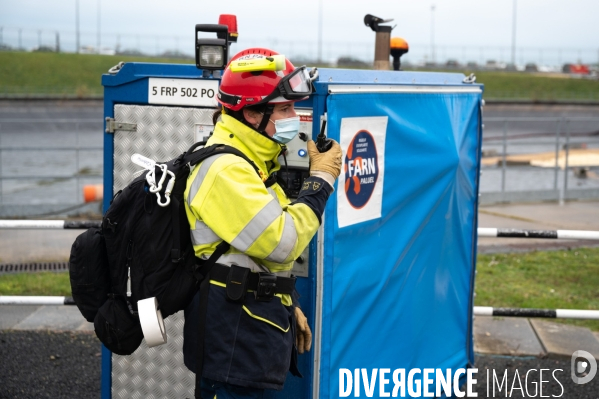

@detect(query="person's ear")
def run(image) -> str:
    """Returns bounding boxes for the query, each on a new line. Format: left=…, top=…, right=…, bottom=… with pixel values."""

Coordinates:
left=243, top=108, right=262, bottom=128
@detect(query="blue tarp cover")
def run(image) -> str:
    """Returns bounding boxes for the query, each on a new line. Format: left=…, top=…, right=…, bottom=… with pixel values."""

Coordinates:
left=320, top=91, right=482, bottom=398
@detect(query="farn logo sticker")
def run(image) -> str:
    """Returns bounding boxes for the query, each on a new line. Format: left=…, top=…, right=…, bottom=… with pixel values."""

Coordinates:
left=337, top=116, right=387, bottom=228
left=344, top=130, right=379, bottom=209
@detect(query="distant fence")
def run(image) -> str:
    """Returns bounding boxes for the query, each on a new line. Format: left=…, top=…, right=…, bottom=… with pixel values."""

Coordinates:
left=1, top=26, right=598, bottom=67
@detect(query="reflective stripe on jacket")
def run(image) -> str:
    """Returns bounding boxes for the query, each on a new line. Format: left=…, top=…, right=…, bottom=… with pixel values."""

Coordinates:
left=184, top=114, right=320, bottom=275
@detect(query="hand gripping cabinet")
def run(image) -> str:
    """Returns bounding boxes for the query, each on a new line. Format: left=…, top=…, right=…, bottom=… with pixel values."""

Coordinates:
left=101, top=63, right=483, bottom=398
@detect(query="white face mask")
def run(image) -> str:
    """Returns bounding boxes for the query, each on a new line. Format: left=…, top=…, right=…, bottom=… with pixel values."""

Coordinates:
left=270, top=116, right=300, bottom=144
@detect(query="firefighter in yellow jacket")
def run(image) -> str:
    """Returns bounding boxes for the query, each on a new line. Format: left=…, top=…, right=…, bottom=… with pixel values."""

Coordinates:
left=182, top=47, right=342, bottom=399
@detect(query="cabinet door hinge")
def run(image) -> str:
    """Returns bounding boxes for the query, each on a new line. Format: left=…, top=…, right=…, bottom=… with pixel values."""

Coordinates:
left=105, top=117, right=137, bottom=134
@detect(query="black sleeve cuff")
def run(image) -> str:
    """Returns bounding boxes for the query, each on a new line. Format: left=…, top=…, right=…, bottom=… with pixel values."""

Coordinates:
left=290, top=176, right=333, bottom=224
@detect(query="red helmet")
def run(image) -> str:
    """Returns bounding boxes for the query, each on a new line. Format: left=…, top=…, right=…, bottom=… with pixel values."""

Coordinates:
left=217, top=48, right=313, bottom=111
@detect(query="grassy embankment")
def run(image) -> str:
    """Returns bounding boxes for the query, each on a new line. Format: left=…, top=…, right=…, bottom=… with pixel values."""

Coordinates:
left=1, top=51, right=599, bottom=101
left=463, top=70, right=599, bottom=101
left=0, top=51, right=193, bottom=96
left=2, top=247, right=598, bottom=331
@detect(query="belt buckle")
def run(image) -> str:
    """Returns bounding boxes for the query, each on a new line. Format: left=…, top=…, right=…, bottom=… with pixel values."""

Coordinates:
left=255, top=273, right=276, bottom=302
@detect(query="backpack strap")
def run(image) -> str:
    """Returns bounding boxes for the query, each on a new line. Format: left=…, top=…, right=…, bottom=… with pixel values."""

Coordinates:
left=192, top=240, right=230, bottom=282
left=184, top=143, right=260, bottom=176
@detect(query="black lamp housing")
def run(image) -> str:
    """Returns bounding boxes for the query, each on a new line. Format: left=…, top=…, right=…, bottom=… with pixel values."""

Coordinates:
left=195, top=24, right=229, bottom=70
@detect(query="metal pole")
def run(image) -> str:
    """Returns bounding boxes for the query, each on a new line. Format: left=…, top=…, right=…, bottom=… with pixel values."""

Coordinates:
left=317, top=0, right=322, bottom=63
left=97, top=0, right=101, bottom=53
left=0, top=123, right=3, bottom=206
left=474, top=306, right=599, bottom=320
left=76, top=123, right=80, bottom=203
left=76, top=0, right=80, bottom=53
left=0, top=296, right=74, bottom=306
left=0, top=220, right=100, bottom=229
left=430, top=5, right=436, bottom=64
left=553, top=118, right=562, bottom=191
left=563, top=119, right=571, bottom=202
left=511, top=0, right=517, bottom=66
left=501, top=120, right=507, bottom=196
left=478, top=228, right=599, bottom=240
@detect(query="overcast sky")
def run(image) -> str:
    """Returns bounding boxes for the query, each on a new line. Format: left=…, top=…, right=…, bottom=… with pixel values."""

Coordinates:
left=2, top=0, right=598, bottom=65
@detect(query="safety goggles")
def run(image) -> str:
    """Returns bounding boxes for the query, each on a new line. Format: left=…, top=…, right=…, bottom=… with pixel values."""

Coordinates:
left=262, top=66, right=316, bottom=103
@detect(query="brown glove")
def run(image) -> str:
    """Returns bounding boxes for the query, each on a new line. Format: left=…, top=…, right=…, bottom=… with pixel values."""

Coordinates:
left=294, top=307, right=312, bottom=354
left=306, top=140, right=342, bottom=181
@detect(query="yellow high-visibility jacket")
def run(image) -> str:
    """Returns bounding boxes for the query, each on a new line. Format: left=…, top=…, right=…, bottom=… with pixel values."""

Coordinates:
left=184, top=114, right=320, bottom=277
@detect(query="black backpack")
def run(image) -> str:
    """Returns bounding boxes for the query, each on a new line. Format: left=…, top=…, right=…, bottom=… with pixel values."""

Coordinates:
left=69, top=142, right=258, bottom=355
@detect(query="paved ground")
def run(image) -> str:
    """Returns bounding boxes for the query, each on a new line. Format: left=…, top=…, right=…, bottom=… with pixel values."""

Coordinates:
left=0, top=330, right=101, bottom=399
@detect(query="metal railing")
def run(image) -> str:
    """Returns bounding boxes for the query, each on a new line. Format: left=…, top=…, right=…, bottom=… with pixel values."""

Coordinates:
left=480, top=116, right=599, bottom=204
left=0, top=118, right=103, bottom=217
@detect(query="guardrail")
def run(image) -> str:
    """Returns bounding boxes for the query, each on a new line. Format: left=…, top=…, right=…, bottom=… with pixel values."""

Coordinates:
left=3, top=220, right=599, bottom=240
left=474, top=306, right=599, bottom=320
left=478, top=228, right=599, bottom=240
left=4, top=298, right=597, bottom=321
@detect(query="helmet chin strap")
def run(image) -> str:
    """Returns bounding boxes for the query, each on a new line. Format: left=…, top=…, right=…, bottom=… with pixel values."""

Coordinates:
left=257, top=104, right=275, bottom=133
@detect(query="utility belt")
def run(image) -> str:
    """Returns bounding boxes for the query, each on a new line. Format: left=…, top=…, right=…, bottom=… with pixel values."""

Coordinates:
left=197, top=262, right=296, bottom=302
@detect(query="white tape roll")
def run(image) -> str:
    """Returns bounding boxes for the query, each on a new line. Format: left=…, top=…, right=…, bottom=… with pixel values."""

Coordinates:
left=138, top=297, right=167, bottom=347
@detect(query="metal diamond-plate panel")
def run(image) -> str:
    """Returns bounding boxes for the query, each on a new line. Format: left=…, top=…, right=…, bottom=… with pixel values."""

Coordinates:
left=112, top=104, right=213, bottom=397
left=113, top=104, right=214, bottom=192
left=112, top=311, right=195, bottom=398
